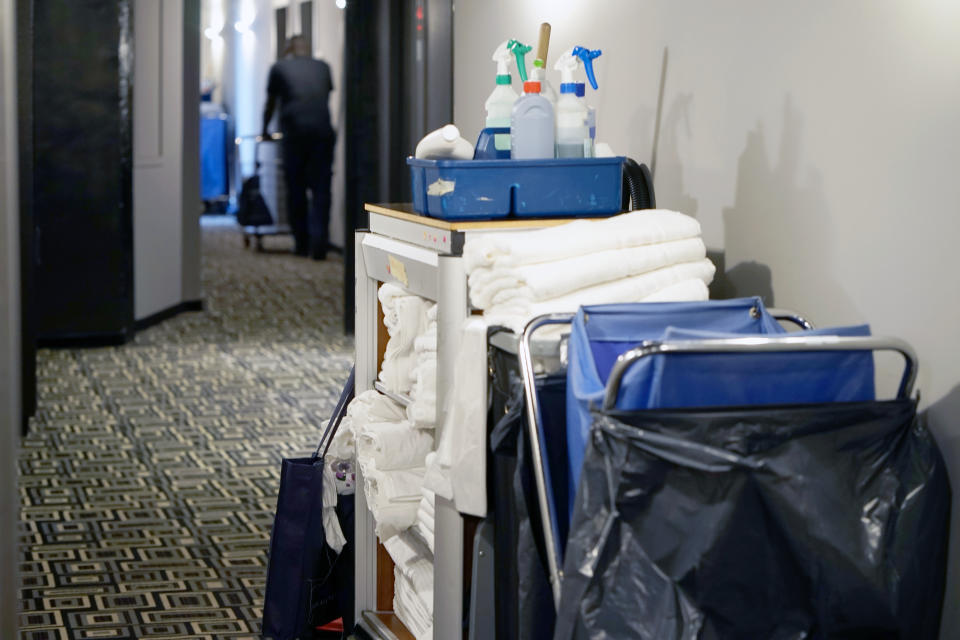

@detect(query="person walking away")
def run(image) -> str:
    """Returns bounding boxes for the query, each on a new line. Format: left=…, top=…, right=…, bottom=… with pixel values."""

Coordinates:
left=262, top=35, right=336, bottom=259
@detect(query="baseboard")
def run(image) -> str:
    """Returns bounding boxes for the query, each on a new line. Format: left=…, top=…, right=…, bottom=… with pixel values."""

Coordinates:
left=134, top=299, right=205, bottom=331
left=38, top=330, right=131, bottom=349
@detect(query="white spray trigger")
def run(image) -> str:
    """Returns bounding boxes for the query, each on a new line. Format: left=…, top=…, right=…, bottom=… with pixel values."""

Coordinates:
left=554, top=48, right=580, bottom=85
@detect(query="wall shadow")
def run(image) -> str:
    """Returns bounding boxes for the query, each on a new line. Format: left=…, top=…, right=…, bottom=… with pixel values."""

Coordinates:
left=721, top=95, right=859, bottom=321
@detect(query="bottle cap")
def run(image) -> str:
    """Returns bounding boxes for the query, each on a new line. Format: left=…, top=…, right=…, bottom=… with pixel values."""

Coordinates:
left=523, top=81, right=541, bottom=93
left=575, top=83, right=586, bottom=97
left=560, top=82, right=577, bottom=94
left=496, top=74, right=512, bottom=85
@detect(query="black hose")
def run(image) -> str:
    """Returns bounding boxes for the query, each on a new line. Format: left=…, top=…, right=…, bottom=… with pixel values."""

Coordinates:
left=621, top=157, right=656, bottom=211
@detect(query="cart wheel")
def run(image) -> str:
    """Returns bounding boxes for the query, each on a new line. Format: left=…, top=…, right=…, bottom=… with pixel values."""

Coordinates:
left=243, top=234, right=250, bottom=248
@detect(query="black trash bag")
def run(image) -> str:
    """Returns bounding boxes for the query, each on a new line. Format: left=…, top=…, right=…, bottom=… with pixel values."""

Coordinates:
left=554, top=399, right=951, bottom=640
left=236, top=174, right=274, bottom=227
left=489, top=347, right=567, bottom=640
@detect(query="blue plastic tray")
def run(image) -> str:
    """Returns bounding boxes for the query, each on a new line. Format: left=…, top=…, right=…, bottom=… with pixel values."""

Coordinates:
left=408, top=156, right=624, bottom=220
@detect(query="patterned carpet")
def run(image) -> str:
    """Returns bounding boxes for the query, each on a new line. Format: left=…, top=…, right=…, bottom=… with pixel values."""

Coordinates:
left=18, top=218, right=354, bottom=639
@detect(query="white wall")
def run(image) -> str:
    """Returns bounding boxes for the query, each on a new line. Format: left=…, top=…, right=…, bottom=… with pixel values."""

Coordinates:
left=0, top=0, right=19, bottom=634
left=454, top=1, right=960, bottom=635
left=134, top=0, right=202, bottom=320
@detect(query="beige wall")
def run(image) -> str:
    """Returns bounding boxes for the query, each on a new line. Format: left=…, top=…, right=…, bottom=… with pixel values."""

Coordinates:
left=455, top=1, right=960, bottom=635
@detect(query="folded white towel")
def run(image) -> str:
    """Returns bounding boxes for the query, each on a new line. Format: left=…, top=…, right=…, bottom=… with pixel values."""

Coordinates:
left=394, top=568, right=433, bottom=640
left=362, top=464, right=425, bottom=502
left=384, top=531, right=434, bottom=595
left=484, top=259, right=716, bottom=332
left=642, top=278, right=710, bottom=302
left=468, top=237, right=706, bottom=309
left=379, top=288, right=431, bottom=395
left=463, top=209, right=702, bottom=271
left=357, top=422, right=433, bottom=471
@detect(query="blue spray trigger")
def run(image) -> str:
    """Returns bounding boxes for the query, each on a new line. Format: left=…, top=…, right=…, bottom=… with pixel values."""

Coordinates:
left=572, top=46, right=602, bottom=90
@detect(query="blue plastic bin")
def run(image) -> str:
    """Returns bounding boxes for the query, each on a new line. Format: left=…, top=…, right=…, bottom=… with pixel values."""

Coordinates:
left=408, top=156, right=624, bottom=220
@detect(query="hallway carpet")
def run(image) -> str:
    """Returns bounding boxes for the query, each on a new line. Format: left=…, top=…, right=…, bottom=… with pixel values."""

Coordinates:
left=18, top=219, right=354, bottom=639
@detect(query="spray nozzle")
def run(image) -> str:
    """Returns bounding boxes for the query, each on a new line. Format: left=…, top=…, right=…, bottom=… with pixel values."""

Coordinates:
left=572, top=46, right=602, bottom=90
left=554, top=48, right=580, bottom=92
left=507, top=39, right=532, bottom=83
left=492, top=40, right=514, bottom=84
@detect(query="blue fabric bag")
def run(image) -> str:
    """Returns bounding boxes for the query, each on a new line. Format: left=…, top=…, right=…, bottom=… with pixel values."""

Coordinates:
left=262, top=368, right=355, bottom=640
left=565, top=299, right=876, bottom=523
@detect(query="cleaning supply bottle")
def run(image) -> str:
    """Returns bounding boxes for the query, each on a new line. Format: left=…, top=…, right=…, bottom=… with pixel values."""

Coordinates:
left=573, top=46, right=602, bottom=156
left=530, top=22, right=557, bottom=105
left=510, top=81, right=554, bottom=159
left=485, top=41, right=519, bottom=153
left=554, top=48, right=588, bottom=158
left=414, top=124, right=474, bottom=160
left=507, top=39, right=532, bottom=84
left=577, top=84, right=596, bottom=157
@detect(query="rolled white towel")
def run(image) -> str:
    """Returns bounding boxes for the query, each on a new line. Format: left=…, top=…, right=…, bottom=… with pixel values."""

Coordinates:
left=468, top=237, right=707, bottom=309
left=322, top=464, right=347, bottom=553
left=357, top=422, right=433, bottom=471
left=463, top=209, right=702, bottom=271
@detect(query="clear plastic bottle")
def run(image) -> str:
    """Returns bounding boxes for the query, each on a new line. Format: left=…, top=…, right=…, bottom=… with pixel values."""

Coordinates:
left=554, top=49, right=588, bottom=158
left=485, top=41, right=519, bottom=152
left=510, top=81, right=555, bottom=159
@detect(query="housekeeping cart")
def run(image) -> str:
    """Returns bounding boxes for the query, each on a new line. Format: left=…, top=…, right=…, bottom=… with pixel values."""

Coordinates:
left=234, top=133, right=291, bottom=251
left=506, top=301, right=950, bottom=639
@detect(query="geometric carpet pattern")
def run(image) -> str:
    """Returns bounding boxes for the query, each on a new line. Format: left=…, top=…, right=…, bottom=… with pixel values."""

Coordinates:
left=18, top=218, right=354, bottom=639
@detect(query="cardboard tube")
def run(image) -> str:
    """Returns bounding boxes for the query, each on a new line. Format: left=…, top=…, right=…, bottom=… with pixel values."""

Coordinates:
left=535, top=22, right=551, bottom=66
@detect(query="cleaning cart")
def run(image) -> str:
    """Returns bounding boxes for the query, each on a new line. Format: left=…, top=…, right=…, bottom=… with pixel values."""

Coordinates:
left=234, top=133, right=291, bottom=250
left=502, top=301, right=951, bottom=639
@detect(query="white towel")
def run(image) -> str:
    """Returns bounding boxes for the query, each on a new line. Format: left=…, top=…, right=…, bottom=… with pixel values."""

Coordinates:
left=356, top=422, right=433, bottom=471
left=394, top=568, right=433, bottom=640
left=321, top=464, right=347, bottom=553
left=484, top=259, right=716, bottom=332
left=384, top=531, right=434, bottom=596
left=642, top=278, right=710, bottom=302
left=379, top=288, right=431, bottom=395
left=462, top=209, right=702, bottom=271
left=468, top=237, right=707, bottom=309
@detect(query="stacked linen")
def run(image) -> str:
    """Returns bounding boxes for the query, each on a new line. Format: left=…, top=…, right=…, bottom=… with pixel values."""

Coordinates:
left=407, top=304, right=438, bottom=429
left=379, top=283, right=431, bottom=394
left=463, top=210, right=715, bottom=330
left=385, top=532, right=434, bottom=640
left=351, top=390, right=433, bottom=540
left=411, top=487, right=435, bottom=554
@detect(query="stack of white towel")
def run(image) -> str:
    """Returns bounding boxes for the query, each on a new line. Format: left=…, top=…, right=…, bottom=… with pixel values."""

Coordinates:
left=411, top=486, right=435, bottom=554
left=385, top=532, right=434, bottom=639
left=348, top=390, right=433, bottom=540
left=407, top=304, right=438, bottom=429
left=463, top=209, right=715, bottom=330
left=379, top=283, right=431, bottom=395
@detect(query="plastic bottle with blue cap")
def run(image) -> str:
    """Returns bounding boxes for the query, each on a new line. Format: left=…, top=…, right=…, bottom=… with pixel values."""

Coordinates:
left=485, top=41, right=519, bottom=153
left=573, top=46, right=602, bottom=157
left=554, top=48, right=589, bottom=158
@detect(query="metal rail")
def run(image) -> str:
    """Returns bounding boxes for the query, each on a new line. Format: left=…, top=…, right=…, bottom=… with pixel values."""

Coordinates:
left=603, top=334, right=917, bottom=410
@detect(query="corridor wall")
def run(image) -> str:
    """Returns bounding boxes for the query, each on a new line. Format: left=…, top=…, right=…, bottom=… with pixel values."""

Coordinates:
left=453, top=2, right=960, bottom=637
left=133, top=0, right=203, bottom=323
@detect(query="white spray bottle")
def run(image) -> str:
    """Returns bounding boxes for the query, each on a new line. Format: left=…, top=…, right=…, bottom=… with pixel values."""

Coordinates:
left=573, top=46, right=603, bottom=157
left=554, top=48, right=588, bottom=158
left=485, top=41, right=519, bottom=153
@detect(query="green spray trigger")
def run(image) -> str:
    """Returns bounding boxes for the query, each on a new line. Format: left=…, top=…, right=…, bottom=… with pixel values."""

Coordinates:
left=507, top=39, right=532, bottom=83
left=573, top=46, right=602, bottom=90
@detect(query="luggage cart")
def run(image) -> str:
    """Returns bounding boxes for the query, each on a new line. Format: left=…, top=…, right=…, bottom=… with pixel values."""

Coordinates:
left=234, top=133, right=291, bottom=250
left=513, top=303, right=950, bottom=639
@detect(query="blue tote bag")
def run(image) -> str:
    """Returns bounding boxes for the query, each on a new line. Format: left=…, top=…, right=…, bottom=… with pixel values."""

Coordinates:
left=262, top=367, right=355, bottom=640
